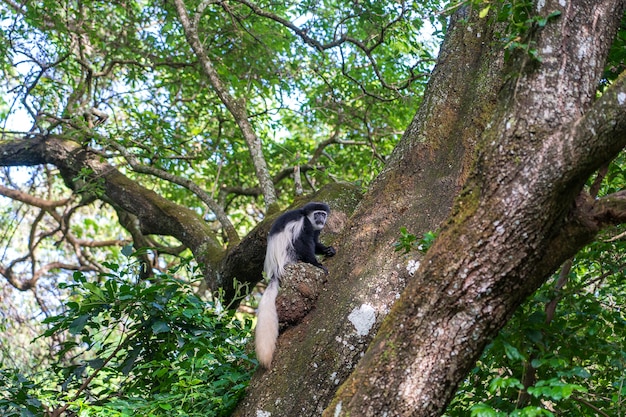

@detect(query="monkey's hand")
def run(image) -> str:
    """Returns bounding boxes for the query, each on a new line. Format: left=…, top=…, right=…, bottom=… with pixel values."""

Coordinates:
left=323, top=246, right=336, bottom=258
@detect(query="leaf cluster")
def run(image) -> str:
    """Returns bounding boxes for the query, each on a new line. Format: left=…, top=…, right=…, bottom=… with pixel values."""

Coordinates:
left=472, top=0, right=561, bottom=63
left=0, top=259, right=256, bottom=416
left=393, top=227, right=438, bottom=254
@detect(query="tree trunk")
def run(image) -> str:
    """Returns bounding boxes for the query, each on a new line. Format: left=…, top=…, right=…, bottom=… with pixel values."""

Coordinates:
left=235, top=2, right=626, bottom=416
left=233, top=6, right=505, bottom=416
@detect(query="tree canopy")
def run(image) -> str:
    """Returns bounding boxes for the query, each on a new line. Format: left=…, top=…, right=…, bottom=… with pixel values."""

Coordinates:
left=0, top=0, right=440, bottom=414
left=0, top=0, right=439, bottom=290
left=1, top=0, right=626, bottom=416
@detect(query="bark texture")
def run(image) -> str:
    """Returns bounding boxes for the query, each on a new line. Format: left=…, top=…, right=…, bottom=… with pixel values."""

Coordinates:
left=233, top=7, right=505, bottom=417
left=235, top=2, right=626, bottom=417
left=327, top=1, right=626, bottom=416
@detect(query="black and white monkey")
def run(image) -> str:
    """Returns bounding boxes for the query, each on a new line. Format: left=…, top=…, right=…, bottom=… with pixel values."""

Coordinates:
left=255, top=202, right=336, bottom=368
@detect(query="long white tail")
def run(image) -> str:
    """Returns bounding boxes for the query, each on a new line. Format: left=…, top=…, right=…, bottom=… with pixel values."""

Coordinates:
left=255, top=278, right=279, bottom=368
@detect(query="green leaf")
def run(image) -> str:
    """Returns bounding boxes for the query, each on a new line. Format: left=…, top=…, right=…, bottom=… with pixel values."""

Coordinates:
left=73, top=271, right=86, bottom=283
left=503, top=342, right=525, bottom=361
left=488, top=376, right=523, bottom=394
left=470, top=403, right=504, bottom=417
left=547, top=10, right=562, bottom=19
left=527, top=379, right=587, bottom=400
left=479, top=5, right=491, bottom=19
left=69, top=314, right=90, bottom=335
left=152, top=320, right=171, bottom=334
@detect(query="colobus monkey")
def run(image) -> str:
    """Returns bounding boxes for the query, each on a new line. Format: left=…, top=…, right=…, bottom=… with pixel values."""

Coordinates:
left=255, top=202, right=336, bottom=368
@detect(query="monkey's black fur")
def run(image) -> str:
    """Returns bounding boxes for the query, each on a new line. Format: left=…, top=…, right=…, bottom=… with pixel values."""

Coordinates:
left=267, top=202, right=336, bottom=277
left=255, top=202, right=336, bottom=368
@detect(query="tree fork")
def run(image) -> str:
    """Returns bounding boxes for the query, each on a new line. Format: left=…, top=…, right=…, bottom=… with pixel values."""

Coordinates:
left=233, top=5, right=506, bottom=416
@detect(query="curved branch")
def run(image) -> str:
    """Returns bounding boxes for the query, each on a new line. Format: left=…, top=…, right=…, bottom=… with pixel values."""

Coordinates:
left=109, top=141, right=240, bottom=245
left=0, top=184, right=71, bottom=208
left=230, top=0, right=432, bottom=96
left=0, top=134, right=227, bottom=289
left=228, top=0, right=349, bottom=52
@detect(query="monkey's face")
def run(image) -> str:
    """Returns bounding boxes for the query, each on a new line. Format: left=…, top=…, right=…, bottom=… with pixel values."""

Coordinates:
left=308, top=210, right=328, bottom=231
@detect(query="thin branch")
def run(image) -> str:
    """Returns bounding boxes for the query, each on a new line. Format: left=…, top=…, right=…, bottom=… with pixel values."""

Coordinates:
left=218, top=164, right=324, bottom=199
left=230, top=0, right=431, bottom=96
left=545, top=259, right=571, bottom=323
left=580, top=263, right=626, bottom=290
left=607, top=229, right=626, bottom=242
left=172, top=0, right=277, bottom=207
left=229, top=0, right=350, bottom=52
left=589, top=164, right=609, bottom=198
left=0, top=184, right=71, bottom=208
left=571, top=395, right=612, bottom=417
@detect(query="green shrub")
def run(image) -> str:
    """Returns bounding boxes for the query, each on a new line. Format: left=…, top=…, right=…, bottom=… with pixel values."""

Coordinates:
left=0, top=259, right=256, bottom=416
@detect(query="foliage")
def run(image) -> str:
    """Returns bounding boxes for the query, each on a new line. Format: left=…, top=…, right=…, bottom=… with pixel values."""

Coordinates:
left=468, top=0, right=561, bottom=63
left=0, top=257, right=256, bottom=416
left=1, top=0, right=625, bottom=415
left=445, top=233, right=626, bottom=416
left=0, top=0, right=441, bottom=205
left=394, top=227, right=438, bottom=254
left=0, top=0, right=443, bottom=386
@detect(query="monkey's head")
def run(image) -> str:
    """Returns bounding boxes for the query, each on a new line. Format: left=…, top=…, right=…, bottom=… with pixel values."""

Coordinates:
left=302, top=202, right=330, bottom=231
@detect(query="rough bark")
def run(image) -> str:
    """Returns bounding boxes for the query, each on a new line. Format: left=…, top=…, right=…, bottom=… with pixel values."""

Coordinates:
left=233, top=7, right=505, bottom=416
left=327, top=1, right=626, bottom=416
left=235, top=2, right=626, bottom=417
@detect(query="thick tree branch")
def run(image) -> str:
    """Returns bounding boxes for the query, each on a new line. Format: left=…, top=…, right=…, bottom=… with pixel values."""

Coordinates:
left=0, top=135, right=227, bottom=289
left=322, top=2, right=626, bottom=416
left=570, top=72, right=626, bottom=177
